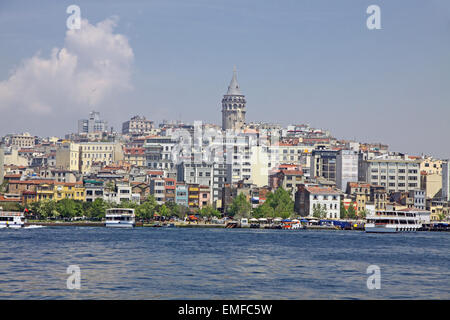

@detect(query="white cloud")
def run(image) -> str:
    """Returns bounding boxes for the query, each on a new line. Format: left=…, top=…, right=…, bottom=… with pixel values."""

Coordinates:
left=0, top=17, right=134, bottom=115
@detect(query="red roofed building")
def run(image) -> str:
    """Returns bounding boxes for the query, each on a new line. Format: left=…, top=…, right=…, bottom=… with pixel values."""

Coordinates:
left=295, top=184, right=342, bottom=218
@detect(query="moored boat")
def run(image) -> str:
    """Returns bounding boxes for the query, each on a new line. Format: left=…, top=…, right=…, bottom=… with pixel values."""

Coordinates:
left=365, top=209, right=424, bottom=233
left=0, top=209, right=25, bottom=229
left=105, top=208, right=135, bottom=228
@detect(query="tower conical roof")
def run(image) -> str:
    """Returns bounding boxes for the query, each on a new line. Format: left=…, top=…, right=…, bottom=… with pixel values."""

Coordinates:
left=226, top=66, right=242, bottom=95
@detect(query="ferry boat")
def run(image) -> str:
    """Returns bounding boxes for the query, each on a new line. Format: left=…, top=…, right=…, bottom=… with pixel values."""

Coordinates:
left=0, top=210, right=25, bottom=229
left=105, top=208, right=136, bottom=228
left=365, top=209, right=423, bottom=233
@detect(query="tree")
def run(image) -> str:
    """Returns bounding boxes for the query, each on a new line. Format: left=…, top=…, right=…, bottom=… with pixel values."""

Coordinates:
left=158, top=204, right=170, bottom=218
left=56, top=199, right=83, bottom=219
left=255, top=187, right=294, bottom=218
left=340, top=201, right=348, bottom=219
left=358, top=209, right=368, bottom=220
left=229, top=193, right=252, bottom=219
left=253, top=203, right=274, bottom=218
left=199, top=205, right=220, bottom=219
left=346, top=204, right=357, bottom=219
left=118, top=200, right=138, bottom=209
left=173, top=204, right=189, bottom=219
left=88, top=198, right=107, bottom=219
left=136, top=197, right=157, bottom=221
left=312, top=204, right=327, bottom=219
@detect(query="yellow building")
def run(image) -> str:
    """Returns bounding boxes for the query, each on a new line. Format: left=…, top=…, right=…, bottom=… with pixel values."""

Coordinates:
left=35, top=182, right=85, bottom=202
left=53, top=182, right=85, bottom=201
left=36, top=182, right=56, bottom=201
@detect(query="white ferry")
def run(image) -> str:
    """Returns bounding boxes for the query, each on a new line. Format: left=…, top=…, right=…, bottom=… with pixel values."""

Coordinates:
left=0, top=210, right=25, bottom=229
left=105, top=208, right=136, bottom=228
left=365, top=209, right=424, bottom=233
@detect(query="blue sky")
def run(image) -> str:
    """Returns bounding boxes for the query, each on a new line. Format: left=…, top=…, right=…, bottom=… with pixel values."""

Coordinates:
left=0, top=0, right=449, bottom=158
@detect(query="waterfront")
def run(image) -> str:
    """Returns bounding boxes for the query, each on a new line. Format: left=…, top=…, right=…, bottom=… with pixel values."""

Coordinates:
left=0, top=227, right=448, bottom=299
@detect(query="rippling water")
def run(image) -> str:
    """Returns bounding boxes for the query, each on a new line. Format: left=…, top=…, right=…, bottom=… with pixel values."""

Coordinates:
left=0, top=227, right=448, bottom=299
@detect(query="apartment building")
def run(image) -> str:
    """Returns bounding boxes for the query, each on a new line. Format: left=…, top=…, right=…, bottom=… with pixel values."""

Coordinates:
left=122, top=116, right=154, bottom=135
left=360, top=158, right=421, bottom=193
left=336, top=150, right=358, bottom=192
left=56, top=142, right=123, bottom=174
left=443, top=161, right=449, bottom=202
left=295, top=184, right=342, bottom=219
left=310, top=149, right=338, bottom=183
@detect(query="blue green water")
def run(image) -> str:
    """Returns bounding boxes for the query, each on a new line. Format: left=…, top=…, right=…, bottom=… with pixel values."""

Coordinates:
left=0, top=227, right=448, bottom=299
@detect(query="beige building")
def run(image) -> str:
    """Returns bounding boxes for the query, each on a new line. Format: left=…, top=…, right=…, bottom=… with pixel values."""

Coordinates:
left=9, top=133, right=35, bottom=148
left=421, top=172, right=442, bottom=199
left=3, top=148, right=29, bottom=166
left=56, top=142, right=124, bottom=174
left=420, top=157, right=443, bottom=175
left=122, top=116, right=154, bottom=135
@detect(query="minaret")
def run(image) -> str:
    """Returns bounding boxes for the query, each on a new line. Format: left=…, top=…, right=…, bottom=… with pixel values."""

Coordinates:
left=222, top=67, right=246, bottom=131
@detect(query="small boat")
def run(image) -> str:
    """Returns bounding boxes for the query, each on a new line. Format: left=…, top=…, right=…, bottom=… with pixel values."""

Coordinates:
left=0, top=210, right=25, bottom=229
left=105, top=208, right=135, bottom=228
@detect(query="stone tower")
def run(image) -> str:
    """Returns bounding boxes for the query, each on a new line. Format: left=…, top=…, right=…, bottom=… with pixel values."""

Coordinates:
left=222, top=67, right=246, bottom=131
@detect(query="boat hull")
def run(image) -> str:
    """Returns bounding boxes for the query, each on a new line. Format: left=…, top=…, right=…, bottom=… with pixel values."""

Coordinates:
left=105, top=222, right=135, bottom=228
left=365, top=224, right=419, bottom=233
left=0, top=222, right=25, bottom=229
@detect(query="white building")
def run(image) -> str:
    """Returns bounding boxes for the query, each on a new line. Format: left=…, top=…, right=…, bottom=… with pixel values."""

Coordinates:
left=442, top=161, right=449, bottom=202
left=336, top=150, right=358, bottom=192
left=104, top=183, right=139, bottom=204
left=295, top=184, right=342, bottom=219
left=360, top=158, right=421, bottom=193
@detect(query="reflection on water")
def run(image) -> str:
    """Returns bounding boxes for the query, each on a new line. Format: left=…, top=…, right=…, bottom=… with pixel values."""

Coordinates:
left=0, top=227, right=448, bottom=299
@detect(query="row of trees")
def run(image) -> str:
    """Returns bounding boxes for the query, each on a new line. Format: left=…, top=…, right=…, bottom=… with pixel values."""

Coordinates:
left=228, top=187, right=295, bottom=219
left=21, top=195, right=223, bottom=221
left=19, top=187, right=368, bottom=221
left=228, top=188, right=368, bottom=220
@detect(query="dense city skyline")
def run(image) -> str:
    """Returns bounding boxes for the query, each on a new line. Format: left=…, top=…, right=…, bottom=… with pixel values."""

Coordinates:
left=0, top=0, right=449, bottom=159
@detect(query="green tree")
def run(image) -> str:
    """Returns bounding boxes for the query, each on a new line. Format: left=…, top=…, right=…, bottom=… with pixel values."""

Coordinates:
left=229, top=193, right=252, bottom=218
left=346, top=204, right=357, bottom=219
left=88, top=198, right=107, bottom=219
left=312, top=204, right=327, bottom=219
left=252, top=203, right=273, bottom=218
left=438, top=212, right=447, bottom=221
left=136, top=196, right=157, bottom=221
left=158, top=204, right=170, bottom=218
left=118, top=200, right=138, bottom=209
left=340, top=201, right=348, bottom=219
left=199, top=205, right=221, bottom=219
left=255, top=187, right=294, bottom=218
left=358, top=209, right=368, bottom=220
left=173, top=204, right=189, bottom=219
left=56, top=199, right=83, bottom=219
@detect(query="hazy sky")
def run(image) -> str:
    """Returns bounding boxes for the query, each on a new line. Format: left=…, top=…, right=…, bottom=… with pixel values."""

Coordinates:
left=0, top=0, right=449, bottom=158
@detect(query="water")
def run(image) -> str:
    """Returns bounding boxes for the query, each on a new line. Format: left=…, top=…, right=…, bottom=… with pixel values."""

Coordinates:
left=0, top=227, right=448, bottom=299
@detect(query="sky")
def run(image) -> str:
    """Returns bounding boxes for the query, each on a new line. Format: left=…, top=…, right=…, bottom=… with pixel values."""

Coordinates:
left=0, top=0, right=449, bottom=159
